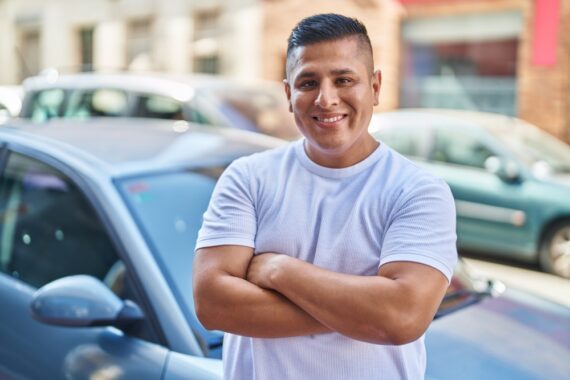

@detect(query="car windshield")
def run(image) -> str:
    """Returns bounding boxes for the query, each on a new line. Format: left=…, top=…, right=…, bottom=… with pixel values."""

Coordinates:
left=489, top=121, right=570, bottom=173
left=117, top=168, right=223, bottom=345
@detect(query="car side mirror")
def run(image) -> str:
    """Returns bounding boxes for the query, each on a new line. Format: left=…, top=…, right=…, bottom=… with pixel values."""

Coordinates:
left=484, top=156, right=521, bottom=183
left=31, top=275, right=144, bottom=328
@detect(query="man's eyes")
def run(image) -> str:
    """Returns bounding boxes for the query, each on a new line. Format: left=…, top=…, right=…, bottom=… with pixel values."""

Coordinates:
left=336, top=78, right=353, bottom=85
left=299, top=80, right=317, bottom=89
left=297, top=78, right=354, bottom=89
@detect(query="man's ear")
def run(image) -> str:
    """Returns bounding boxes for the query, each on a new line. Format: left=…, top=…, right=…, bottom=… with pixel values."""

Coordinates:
left=372, top=70, right=382, bottom=106
left=283, top=79, right=293, bottom=112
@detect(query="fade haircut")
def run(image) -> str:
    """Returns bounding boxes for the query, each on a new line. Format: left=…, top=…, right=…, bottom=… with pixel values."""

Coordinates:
left=286, top=13, right=374, bottom=78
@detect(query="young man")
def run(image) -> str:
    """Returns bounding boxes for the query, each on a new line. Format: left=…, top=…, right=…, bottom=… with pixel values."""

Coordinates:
left=193, top=13, right=457, bottom=380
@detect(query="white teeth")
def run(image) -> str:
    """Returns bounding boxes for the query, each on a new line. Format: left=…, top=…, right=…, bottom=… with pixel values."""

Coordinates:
left=317, top=115, right=343, bottom=123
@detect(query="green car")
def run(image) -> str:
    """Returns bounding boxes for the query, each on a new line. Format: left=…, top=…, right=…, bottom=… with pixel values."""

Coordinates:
left=370, top=109, right=570, bottom=279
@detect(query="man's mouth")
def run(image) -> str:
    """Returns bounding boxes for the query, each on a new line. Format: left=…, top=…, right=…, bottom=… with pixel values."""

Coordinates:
left=313, top=114, right=347, bottom=123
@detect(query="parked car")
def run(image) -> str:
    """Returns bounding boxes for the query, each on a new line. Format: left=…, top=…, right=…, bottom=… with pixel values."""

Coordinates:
left=370, top=109, right=570, bottom=279
left=19, top=71, right=300, bottom=140
left=0, top=85, right=23, bottom=124
left=1, top=118, right=569, bottom=379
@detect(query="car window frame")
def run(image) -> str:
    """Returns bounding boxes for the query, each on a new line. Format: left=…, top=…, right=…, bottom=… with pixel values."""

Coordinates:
left=0, top=142, right=168, bottom=347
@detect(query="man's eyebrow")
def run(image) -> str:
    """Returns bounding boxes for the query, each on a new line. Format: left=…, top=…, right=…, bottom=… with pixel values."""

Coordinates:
left=295, top=71, right=317, bottom=80
left=331, top=68, right=356, bottom=75
left=295, top=68, right=356, bottom=80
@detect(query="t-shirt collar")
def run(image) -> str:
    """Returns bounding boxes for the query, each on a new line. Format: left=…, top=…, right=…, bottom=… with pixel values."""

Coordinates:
left=294, top=138, right=385, bottom=179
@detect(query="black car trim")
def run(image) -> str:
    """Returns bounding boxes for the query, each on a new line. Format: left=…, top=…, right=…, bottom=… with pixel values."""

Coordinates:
left=0, top=143, right=9, bottom=174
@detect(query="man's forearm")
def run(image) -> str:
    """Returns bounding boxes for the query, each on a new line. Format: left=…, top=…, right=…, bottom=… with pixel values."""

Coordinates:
left=247, top=254, right=448, bottom=345
left=194, top=271, right=330, bottom=338
left=193, top=246, right=331, bottom=338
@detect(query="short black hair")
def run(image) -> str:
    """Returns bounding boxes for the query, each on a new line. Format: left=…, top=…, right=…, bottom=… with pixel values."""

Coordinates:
left=287, top=14, right=372, bottom=58
left=286, top=14, right=373, bottom=76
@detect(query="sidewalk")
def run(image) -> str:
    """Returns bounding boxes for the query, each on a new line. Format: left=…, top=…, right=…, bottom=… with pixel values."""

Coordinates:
left=464, top=258, right=570, bottom=308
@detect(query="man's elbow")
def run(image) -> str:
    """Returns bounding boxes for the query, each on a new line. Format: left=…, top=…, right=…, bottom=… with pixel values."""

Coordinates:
left=382, top=314, right=430, bottom=345
left=194, top=297, right=218, bottom=330
left=193, top=280, right=224, bottom=331
left=357, top=312, right=429, bottom=345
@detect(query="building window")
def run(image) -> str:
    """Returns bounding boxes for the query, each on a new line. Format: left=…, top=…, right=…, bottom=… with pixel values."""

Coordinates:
left=194, top=8, right=220, bottom=39
left=192, top=8, right=221, bottom=74
left=79, top=27, right=94, bottom=72
left=194, top=55, right=219, bottom=74
left=400, top=11, right=521, bottom=116
left=18, top=29, right=41, bottom=80
left=127, top=18, right=153, bottom=70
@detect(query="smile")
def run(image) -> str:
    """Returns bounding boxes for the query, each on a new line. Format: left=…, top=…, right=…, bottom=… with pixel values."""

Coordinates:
left=313, top=114, right=347, bottom=123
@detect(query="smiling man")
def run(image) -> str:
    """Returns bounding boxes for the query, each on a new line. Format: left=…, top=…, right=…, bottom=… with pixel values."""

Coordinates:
left=193, top=14, right=458, bottom=380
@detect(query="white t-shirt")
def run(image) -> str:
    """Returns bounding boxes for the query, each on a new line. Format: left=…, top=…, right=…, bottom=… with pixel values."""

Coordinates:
left=196, top=139, right=457, bottom=380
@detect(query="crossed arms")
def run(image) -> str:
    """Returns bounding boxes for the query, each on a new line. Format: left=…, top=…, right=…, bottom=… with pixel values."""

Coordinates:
left=192, top=245, right=449, bottom=345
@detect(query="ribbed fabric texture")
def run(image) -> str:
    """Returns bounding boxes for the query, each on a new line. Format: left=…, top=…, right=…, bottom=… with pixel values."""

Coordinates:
left=196, top=139, right=457, bottom=380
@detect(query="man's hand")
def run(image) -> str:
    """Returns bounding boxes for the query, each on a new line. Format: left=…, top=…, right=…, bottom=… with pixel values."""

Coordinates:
left=193, top=246, right=330, bottom=337
left=246, top=252, right=287, bottom=289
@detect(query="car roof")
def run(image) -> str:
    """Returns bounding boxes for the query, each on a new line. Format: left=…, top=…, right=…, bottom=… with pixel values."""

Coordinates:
left=0, top=118, right=285, bottom=177
left=22, top=71, right=282, bottom=102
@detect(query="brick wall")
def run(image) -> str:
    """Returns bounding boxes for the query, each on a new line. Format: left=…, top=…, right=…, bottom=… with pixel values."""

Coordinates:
left=517, top=0, right=570, bottom=142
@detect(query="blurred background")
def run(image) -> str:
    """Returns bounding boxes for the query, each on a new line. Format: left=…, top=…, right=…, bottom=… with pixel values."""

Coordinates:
left=1, top=3, right=570, bottom=378
left=0, top=0, right=569, bottom=144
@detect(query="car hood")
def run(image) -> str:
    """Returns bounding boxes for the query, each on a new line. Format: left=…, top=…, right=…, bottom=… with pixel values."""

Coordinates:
left=426, top=288, right=570, bottom=380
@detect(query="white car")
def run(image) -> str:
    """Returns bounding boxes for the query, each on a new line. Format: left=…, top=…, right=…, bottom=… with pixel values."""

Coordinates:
left=20, top=71, right=300, bottom=140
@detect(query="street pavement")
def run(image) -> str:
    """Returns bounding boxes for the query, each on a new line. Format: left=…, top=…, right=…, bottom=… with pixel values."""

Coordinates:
left=463, top=256, right=570, bottom=308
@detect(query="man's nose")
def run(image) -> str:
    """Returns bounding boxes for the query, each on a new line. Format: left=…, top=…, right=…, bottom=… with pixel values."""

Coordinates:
left=315, top=82, right=339, bottom=108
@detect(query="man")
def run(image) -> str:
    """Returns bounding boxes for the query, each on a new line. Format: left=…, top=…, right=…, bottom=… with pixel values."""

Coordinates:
left=193, top=13, right=457, bottom=380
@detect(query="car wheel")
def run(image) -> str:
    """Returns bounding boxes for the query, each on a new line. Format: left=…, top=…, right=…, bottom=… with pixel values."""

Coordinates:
left=540, top=222, right=570, bottom=279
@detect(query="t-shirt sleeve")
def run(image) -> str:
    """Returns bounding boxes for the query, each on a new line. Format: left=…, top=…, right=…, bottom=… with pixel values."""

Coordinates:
left=380, top=177, right=458, bottom=281
left=195, top=158, right=257, bottom=250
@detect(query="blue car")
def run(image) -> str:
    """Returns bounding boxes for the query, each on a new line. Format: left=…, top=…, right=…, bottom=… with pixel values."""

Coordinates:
left=0, top=118, right=569, bottom=379
left=371, top=109, right=570, bottom=279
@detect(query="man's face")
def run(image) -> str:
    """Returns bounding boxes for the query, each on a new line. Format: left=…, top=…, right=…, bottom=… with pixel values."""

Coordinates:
left=285, top=36, right=381, bottom=168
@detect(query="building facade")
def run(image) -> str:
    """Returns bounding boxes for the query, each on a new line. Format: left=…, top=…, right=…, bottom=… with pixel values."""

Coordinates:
left=0, top=0, right=263, bottom=82
left=394, top=0, right=570, bottom=144
left=0, top=0, right=569, bottom=141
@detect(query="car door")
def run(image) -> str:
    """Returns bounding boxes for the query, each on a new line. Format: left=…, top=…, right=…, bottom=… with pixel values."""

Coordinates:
left=0, top=149, right=169, bottom=380
left=427, top=126, right=536, bottom=255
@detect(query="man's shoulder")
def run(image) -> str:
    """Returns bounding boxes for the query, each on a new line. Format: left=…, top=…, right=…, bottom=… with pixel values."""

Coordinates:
left=380, top=144, right=449, bottom=194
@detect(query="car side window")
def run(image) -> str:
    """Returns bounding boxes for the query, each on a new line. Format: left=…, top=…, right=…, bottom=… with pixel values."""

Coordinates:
left=134, top=94, right=184, bottom=120
left=0, top=152, right=118, bottom=288
left=65, top=89, right=128, bottom=118
left=28, top=89, right=66, bottom=122
left=432, top=128, right=495, bottom=169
